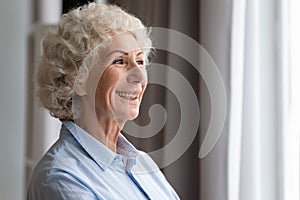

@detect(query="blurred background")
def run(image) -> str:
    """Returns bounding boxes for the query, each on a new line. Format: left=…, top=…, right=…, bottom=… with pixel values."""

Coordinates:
left=0, top=0, right=299, bottom=200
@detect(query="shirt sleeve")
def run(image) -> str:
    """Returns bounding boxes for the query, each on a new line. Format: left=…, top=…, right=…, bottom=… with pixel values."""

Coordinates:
left=27, top=171, right=102, bottom=200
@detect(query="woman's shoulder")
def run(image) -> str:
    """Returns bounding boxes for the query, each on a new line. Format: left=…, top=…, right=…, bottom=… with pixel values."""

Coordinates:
left=29, top=131, right=90, bottom=182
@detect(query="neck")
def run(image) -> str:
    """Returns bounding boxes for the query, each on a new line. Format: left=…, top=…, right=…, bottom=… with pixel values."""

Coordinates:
left=76, top=97, right=124, bottom=153
left=98, top=117, right=122, bottom=152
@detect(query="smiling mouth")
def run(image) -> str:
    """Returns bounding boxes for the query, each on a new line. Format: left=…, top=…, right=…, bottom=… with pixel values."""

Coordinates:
left=116, top=91, right=139, bottom=100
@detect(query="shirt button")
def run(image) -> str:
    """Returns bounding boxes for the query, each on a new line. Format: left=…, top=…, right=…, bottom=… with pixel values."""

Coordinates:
left=114, top=156, right=121, bottom=161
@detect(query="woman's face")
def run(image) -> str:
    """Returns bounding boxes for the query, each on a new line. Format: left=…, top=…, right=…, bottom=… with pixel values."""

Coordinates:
left=91, top=32, right=147, bottom=126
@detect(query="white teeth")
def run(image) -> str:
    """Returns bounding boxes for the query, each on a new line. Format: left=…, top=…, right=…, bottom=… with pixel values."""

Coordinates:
left=116, top=92, right=139, bottom=100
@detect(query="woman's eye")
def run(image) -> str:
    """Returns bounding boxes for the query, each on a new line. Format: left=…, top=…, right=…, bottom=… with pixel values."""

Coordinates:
left=136, top=60, right=144, bottom=65
left=112, top=59, right=124, bottom=65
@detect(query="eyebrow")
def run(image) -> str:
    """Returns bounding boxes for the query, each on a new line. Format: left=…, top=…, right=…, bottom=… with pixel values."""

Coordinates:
left=106, top=50, right=144, bottom=58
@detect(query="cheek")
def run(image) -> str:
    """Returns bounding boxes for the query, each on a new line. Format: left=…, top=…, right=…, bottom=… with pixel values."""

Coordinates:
left=95, top=70, right=123, bottom=103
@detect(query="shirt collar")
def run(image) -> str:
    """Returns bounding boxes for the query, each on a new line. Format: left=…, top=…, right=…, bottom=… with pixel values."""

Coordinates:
left=61, top=120, right=138, bottom=172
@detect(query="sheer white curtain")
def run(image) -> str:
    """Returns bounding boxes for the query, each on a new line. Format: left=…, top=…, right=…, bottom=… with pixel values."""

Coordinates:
left=228, top=0, right=300, bottom=199
left=280, top=0, right=300, bottom=199
left=228, top=0, right=262, bottom=199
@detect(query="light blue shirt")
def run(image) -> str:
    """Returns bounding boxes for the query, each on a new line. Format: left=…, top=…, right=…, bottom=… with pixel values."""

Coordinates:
left=27, top=121, right=180, bottom=200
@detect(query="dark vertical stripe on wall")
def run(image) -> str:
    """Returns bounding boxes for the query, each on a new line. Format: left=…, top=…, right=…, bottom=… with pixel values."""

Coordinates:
left=62, top=0, right=92, bottom=14
left=163, top=1, right=200, bottom=200
left=32, top=0, right=39, bottom=22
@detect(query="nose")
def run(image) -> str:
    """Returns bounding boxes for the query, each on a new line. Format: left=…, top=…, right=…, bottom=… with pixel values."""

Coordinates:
left=126, top=62, right=147, bottom=84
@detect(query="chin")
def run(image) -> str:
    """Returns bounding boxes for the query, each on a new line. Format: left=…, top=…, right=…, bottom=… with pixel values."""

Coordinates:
left=128, top=110, right=139, bottom=120
left=115, top=110, right=139, bottom=125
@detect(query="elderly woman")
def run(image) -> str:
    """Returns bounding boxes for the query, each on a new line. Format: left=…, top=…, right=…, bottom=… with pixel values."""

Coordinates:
left=27, top=3, right=180, bottom=200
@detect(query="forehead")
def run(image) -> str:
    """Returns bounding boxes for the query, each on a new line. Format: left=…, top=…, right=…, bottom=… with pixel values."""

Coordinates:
left=105, top=32, right=141, bottom=54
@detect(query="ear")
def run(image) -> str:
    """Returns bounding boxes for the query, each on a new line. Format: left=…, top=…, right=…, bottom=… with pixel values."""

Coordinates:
left=74, top=83, right=87, bottom=96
